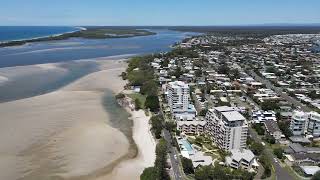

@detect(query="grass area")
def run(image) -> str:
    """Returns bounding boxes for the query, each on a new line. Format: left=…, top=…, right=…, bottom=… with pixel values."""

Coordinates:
left=127, top=93, right=147, bottom=108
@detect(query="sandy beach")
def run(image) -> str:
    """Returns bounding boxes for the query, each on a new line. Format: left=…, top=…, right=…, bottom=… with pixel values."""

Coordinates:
left=0, top=58, right=156, bottom=180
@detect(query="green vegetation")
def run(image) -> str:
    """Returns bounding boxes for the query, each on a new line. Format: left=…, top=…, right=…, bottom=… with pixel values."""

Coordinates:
left=261, top=101, right=280, bottom=111
left=252, top=124, right=265, bottom=135
left=195, top=163, right=255, bottom=180
left=134, top=98, right=142, bottom=110
left=278, top=120, right=293, bottom=138
left=181, top=157, right=194, bottom=174
left=127, top=93, right=146, bottom=108
left=260, top=152, right=272, bottom=179
left=140, top=139, right=169, bottom=180
left=140, top=167, right=157, bottom=180
left=273, top=148, right=284, bottom=159
left=249, top=142, right=264, bottom=156
left=264, top=134, right=276, bottom=144
left=312, top=170, right=320, bottom=180
left=145, top=95, right=160, bottom=112
left=150, top=115, right=164, bottom=139
left=0, top=27, right=156, bottom=47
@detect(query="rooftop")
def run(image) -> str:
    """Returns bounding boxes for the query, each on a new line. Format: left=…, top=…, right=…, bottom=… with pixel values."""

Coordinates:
left=221, top=111, right=246, bottom=122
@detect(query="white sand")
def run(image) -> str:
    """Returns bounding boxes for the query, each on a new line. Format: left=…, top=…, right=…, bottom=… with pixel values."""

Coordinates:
left=100, top=110, right=156, bottom=180
left=0, top=58, right=156, bottom=180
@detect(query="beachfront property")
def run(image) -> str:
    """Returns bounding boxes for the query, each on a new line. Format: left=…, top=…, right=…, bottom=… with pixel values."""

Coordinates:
left=225, top=149, right=259, bottom=171
left=167, top=81, right=196, bottom=120
left=205, top=106, right=248, bottom=151
left=176, top=120, right=206, bottom=134
left=177, top=137, right=213, bottom=168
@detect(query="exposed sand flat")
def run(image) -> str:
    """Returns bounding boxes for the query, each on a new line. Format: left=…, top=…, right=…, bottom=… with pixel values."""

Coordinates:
left=0, top=59, right=130, bottom=180
left=100, top=110, right=156, bottom=180
left=0, top=58, right=156, bottom=180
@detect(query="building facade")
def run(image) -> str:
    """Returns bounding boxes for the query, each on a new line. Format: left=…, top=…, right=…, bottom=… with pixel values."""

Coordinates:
left=205, top=106, right=248, bottom=151
left=307, top=112, right=320, bottom=137
left=290, top=110, right=308, bottom=136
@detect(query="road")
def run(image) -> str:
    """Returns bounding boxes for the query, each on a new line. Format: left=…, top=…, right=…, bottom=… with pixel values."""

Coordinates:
left=249, top=128, right=294, bottom=180
left=163, top=129, right=182, bottom=180
left=159, top=94, right=183, bottom=180
left=248, top=70, right=311, bottom=112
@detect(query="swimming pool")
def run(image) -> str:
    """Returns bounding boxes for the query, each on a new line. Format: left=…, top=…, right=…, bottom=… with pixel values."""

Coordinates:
left=181, top=139, right=193, bottom=152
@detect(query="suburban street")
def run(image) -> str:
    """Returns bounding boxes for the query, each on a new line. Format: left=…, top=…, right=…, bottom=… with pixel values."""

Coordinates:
left=249, top=70, right=312, bottom=112
left=249, top=128, right=294, bottom=180
left=163, top=129, right=182, bottom=180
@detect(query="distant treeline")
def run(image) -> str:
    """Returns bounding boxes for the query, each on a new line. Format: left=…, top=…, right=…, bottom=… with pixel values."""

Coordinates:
left=170, top=26, right=320, bottom=38
left=0, top=27, right=156, bottom=47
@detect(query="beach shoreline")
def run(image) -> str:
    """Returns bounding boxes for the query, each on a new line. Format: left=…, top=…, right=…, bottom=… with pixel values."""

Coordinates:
left=0, top=57, right=156, bottom=180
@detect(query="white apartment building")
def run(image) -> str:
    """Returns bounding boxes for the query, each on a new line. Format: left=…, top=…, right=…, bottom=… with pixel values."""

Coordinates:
left=307, top=112, right=320, bottom=137
left=167, top=81, right=196, bottom=120
left=168, top=81, right=190, bottom=113
left=177, top=121, right=206, bottom=134
left=290, top=110, right=309, bottom=136
left=205, top=106, right=248, bottom=151
left=226, top=149, right=258, bottom=170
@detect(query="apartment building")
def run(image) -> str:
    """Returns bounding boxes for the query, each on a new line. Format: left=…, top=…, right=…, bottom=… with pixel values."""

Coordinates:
left=290, top=110, right=309, bottom=136
left=307, top=112, right=320, bottom=137
left=177, top=121, right=206, bottom=134
left=205, top=106, right=248, bottom=151
left=167, top=81, right=196, bottom=120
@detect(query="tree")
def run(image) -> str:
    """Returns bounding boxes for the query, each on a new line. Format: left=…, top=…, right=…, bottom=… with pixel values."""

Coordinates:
left=278, top=121, right=293, bottom=138
left=195, top=69, right=202, bottom=77
left=312, top=170, right=320, bottom=180
left=261, top=101, right=280, bottom=111
left=140, top=167, right=157, bottom=180
left=264, top=134, right=276, bottom=144
left=141, top=80, right=158, bottom=96
left=195, top=166, right=212, bottom=180
left=154, top=139, right=170, bottom=180
left=150, top=115, right=163, bottom=139
left=252, top=124, right=265, bottom=135
left=250, top=142, right=264, bottom=156
left=218, top=63, right=230, bottom=74
left=134, top=98, right=142, bottom=110
left=164, top=121, right=176, bottom=132
left=145, top=95, right=160, bottom=112
left=273, top=148, right=284, bottom=159
left=181, top=157, right=194, bottom=174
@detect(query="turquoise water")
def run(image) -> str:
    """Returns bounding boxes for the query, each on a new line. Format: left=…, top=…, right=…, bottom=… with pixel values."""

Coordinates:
left=181, top=139, right=193, bottom=152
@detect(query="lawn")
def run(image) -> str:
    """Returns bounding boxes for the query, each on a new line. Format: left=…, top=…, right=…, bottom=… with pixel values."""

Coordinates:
left=127, top=93, right=147, bottom=108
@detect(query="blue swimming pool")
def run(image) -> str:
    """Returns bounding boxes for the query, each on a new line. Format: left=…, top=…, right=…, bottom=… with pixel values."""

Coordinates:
left=181, top=139, right=193, bottom=152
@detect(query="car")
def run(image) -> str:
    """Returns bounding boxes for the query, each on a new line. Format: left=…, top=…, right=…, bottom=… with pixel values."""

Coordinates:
left=274, top=158, right=278, bottom=163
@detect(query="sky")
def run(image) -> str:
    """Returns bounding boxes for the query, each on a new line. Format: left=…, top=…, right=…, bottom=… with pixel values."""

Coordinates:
left=0, top=0, right=319, bottom=26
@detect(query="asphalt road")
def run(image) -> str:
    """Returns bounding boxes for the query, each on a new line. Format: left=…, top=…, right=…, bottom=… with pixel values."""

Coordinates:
left=249, top=70, right=311, bottom=112
left=163, top=129, right=182, bottom=180
left=249, top=128, right=294, bottom=180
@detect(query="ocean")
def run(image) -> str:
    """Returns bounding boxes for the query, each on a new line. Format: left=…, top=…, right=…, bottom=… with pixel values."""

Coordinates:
left=0, top=26, right=79, bottom=42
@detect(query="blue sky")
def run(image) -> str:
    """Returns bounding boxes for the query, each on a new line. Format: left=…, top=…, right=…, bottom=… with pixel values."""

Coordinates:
left=1, top=0, right=319, bottom=26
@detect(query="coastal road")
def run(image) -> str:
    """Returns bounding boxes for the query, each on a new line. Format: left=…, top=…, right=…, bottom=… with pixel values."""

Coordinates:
left=163, top=129, right=182, bottom=180
left=249, top=128, right=294, bottom=180
left=249, top=70, right=312, bottom=112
